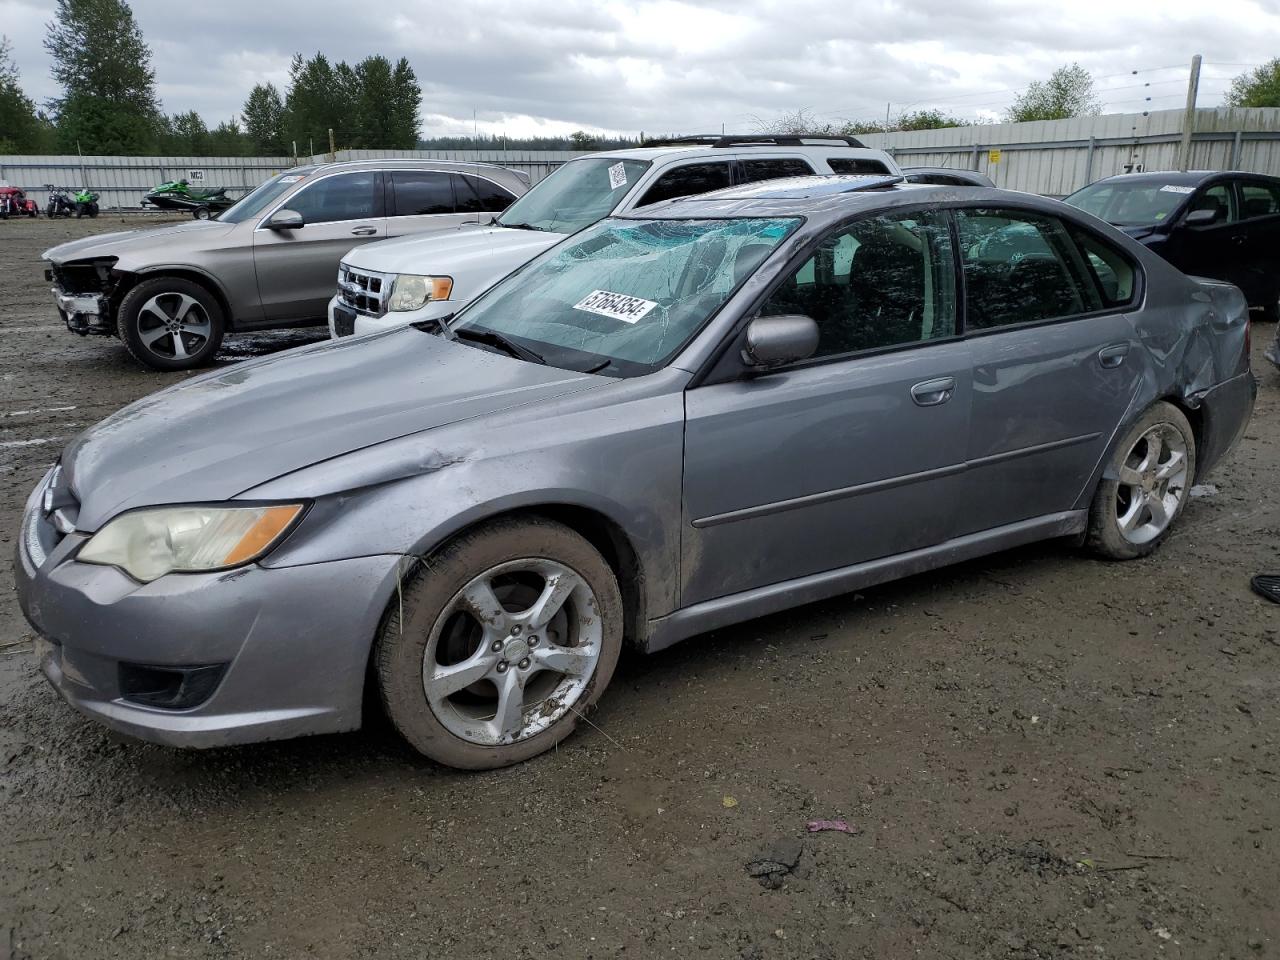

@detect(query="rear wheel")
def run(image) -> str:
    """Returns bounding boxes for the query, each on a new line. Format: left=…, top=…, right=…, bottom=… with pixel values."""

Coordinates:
left=376, top=517, right=624, bottom=769
left=1086, top=402, right=1195, bottom=560
left=193, top=206, right=211, bottom=220
left=118, top=277, right=225, bottom=371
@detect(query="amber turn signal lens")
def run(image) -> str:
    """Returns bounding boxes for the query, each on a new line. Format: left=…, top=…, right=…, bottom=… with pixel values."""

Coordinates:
left=221, top=505, right=304, bottom=565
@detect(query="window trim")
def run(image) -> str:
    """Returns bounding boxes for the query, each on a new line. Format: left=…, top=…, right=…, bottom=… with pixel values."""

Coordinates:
left=255, top=168, right=385, bottom=230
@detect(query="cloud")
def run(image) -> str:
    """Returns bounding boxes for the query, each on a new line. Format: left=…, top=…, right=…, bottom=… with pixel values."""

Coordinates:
left=2, top=0, right=1277, bottom=138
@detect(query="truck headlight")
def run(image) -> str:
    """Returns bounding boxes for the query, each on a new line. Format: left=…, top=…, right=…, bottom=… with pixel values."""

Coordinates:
left=78, top=504, right=305, bottom=583
left=387, top=275, right=453, bottom=312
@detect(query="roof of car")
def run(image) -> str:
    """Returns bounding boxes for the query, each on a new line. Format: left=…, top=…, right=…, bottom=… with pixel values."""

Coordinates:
left=1085, top=170, right=1280, bottom=188
left=619, top=176, right=1037, bottom=227
left=576, top=142, right=894, bottom=163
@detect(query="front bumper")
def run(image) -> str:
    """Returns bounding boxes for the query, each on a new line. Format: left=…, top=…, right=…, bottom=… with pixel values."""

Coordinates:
left=51, top=284, right=113, bottom=336
left=16, top=485, right=404, bottom=748
left=326, top=294, right=453, bottom=339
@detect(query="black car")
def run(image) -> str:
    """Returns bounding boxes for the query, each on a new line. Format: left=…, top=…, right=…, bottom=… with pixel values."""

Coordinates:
left=1066, top=171, right=1280, bottom=320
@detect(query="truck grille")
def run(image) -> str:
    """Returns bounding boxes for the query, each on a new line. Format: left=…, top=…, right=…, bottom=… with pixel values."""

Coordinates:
left=337, top=264, right=391, bottom=317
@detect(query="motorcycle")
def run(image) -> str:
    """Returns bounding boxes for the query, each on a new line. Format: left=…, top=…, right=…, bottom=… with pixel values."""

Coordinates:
left=46, top=187, right=77, bottom=218
left=74, top=189, right=100, bottom=218
left=0, top=187, right=40, bottom=219
left=142, top=179, right=235, bottom=219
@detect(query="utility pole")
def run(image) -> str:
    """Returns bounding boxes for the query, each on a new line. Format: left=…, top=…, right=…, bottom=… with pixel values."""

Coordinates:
left=884, top=101, right=891, bottom=135
left=327, top=128, right=336, bottom=162
left=1177, top=54, right=1202, bottom=172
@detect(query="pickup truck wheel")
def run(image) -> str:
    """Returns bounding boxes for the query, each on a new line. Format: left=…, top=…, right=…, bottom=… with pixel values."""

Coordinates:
left=118, top=277, right=225, bottom=371
left=376, top=517, right=624, bottom=770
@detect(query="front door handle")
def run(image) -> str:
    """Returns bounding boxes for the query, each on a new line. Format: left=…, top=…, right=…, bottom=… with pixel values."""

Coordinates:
left=910, top=377, right=956, bottom=407
left=1097, top=343, right=1130, bottom=368
left=350, top=226, right=378, bottom=236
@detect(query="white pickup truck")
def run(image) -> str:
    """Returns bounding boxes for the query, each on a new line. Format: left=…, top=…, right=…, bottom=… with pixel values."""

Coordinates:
left=327, top=136, right=903, bottom=338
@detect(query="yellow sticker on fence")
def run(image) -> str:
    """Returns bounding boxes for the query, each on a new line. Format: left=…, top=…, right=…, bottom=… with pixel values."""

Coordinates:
left=988, top=149, right=1002, bottom=164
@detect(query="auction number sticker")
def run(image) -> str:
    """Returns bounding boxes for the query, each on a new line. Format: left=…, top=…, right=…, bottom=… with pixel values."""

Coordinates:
left=573, top=289, right=657, bottom=324
left=608, top=162, right=628, bottom=190
left=1159, top=185, right=1195, bottom=194
left=279, top=175, right=305, bottom=183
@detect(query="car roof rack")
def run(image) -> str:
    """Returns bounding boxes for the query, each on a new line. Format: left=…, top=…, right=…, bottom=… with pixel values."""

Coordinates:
left=641, top=134, right=867, bottom=149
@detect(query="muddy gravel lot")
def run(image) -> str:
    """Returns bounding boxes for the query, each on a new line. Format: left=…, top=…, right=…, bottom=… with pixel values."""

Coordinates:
left=1, top=215, right=1277, bottom=960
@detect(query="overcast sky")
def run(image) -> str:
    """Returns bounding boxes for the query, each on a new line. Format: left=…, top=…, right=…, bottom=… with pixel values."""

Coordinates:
left=2, top=0, right=1278, bottom=138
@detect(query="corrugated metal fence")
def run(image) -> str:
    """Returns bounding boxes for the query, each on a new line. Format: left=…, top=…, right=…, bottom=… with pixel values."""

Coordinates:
left=2, top=108, right=1278, bottom=208
left=861, top=107, right=1280, bottom=197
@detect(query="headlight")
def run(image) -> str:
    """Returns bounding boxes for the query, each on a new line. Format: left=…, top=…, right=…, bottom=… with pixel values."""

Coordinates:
left=387, top=274, right=453, bottom=312
left=78, top=503, right=305, bottom=583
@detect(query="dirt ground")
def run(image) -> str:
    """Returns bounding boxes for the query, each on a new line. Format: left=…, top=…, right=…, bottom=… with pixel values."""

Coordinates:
left=0, top=215, right=1276, bottom=960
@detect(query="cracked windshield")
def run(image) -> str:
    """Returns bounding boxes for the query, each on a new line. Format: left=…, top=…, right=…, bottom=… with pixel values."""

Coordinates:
left=453, top=216, right=801, bottom=373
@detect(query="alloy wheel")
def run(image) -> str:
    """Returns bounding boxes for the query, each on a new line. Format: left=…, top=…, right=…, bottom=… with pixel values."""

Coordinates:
left=421, top=558, right=603, bottom=746
left=135, top=293, right=213, bottom=361
left=1114, top=422, right=1189, bottom=545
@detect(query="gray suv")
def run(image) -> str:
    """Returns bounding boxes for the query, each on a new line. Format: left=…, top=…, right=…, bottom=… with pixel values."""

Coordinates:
left=42, top=159, right=528, bottom=370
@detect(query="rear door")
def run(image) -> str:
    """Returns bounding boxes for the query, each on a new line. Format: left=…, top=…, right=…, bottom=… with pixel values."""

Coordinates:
left=681, top=208, right=970, bottom=604
left=253, top=169, right=386, bottom=322
left=953, top=207, right=1143, bottom=534
left=1231, top=178, right=1280, bottom=306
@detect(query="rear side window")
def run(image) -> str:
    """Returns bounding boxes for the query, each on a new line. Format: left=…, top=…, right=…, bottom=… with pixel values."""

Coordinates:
left=635, top=162, right=732, bottom=207
left=827, top=158, right=891, bottom=175
left=390, top=170, right=454, bottom=216
left=738, top=158, right=815, bottom=184
left=456, top=174, right=517, bottom=213
left=1238, top=181, right=1280, bottom=220
left=955, top=208, right=1100, bottom=330
left=1070, top=227, right=1138, bottom=307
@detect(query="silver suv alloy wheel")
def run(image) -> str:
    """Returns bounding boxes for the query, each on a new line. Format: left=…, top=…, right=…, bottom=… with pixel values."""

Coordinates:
left=422, top=558, right=603, bottom=746
left=135, top=293, right=214, bottom=363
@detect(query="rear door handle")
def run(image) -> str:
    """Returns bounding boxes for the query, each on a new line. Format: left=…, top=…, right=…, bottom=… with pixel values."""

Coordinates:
left=910, top=377, right=956, bottom=407
left=350, top=226, right=378, bottom=236
left=1097, top=343, right=1130, bottom=368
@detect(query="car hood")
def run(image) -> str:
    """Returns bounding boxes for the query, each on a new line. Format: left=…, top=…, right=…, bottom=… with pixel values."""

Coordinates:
left=43, top=220, right=234, bottom=263
left=342, top=224, right=562, bottom=275
left=64, top=330, right=602, bottom=530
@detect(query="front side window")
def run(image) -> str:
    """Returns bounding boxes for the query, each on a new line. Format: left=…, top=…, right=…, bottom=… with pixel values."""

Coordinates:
left=390, top=170, right=454, bottom=216
left=635, top=163, right=732, bottom=207
left=956, top=208, right=1099, bottom=330
left=457, top=174, right=516, bottom=213
left=225, top=169, right=319, bottom=224
left=496, top=157, right=650, bottom=234
left=759, top=210, right=956, bottom=358
left=739, top=158, right=815, bottom=184
left=285, top=171, right=380, bottom=224
left=1238, top=180, right=1280, bottom=220
left=452, top=217, right=800, bottom=375
left=1187, top=183, right=1236, bottom=225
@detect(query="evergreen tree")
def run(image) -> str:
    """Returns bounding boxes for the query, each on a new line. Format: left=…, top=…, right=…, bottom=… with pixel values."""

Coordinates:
left=243, top=82, right=287, bottom=154
left=285, top=53, right=344, bottom=154
left=0, top=35, right=45, bottom=153
left=388, top=58, right=421, bottom=149
left=44, top=0, right=161, bottom=153
left=208, top=118, right=248, bottom=156
left=166, top=110, right=209, bottom=154
left=352, top=55, right=397, bottom=148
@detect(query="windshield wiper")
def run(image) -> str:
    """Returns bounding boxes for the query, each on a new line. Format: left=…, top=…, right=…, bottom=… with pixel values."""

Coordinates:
left=452, top=326, right=546, bottom=364
left=500, top=221, right=548, bottom=232
left=410, top=313, right=455, bottom=338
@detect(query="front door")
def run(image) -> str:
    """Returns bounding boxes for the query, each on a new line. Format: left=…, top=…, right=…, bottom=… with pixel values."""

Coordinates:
left=252, top=169, right=387, bottom=322
left=682, top=209, right=971, bottom=605
left=1163, top=180, right=1241, bottom=291
left=1231, top=178, right=1280, bottom=306
left=952, top=207, right=1143, bottom=534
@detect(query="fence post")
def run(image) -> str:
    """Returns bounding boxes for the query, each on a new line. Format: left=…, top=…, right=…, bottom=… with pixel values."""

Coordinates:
left=970, top=143, right=979, bottom=171
left=1084, top=137, right=1096, bottom=187
left=1230, top=130, right=1243, bottom=169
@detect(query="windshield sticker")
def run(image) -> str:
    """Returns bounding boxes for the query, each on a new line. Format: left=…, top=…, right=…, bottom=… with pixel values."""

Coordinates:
left=608, top=162, right=628, bottom=191
left=278, top=175, right=305, bottom=183
left=1159, top=185, right=1195, bottom=194
left=573, top=289, right=658, bottom=324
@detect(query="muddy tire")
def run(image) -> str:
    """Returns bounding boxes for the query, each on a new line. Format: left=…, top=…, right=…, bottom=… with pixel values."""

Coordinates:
left=118, top=276, right=225, bottom=371
left=376, top=516, right=623, bottom=770
left=1086, top=401, right=1196, bottom=560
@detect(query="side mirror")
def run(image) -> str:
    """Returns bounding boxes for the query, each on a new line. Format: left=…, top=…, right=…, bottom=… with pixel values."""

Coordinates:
left=742, top=315, right=819, bottom=369
left=1184, top=207, right=1220, bottom=227
left=266, top=208, right=305, bottom=230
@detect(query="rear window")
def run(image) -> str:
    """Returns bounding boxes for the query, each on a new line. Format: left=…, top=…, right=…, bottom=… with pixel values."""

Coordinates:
left=738, top=158, right=816, bottom=184
left=390, top=170, right=454, bottom=216
left=1239, top=181, right=1280, bottom=220
left=1070, top=227, right=1139, bottom=307
left=827, top=158, right=891, bottom=175
left=457, top=174, right=516, bottom=213
left=635, top=162, right=732, bottom=207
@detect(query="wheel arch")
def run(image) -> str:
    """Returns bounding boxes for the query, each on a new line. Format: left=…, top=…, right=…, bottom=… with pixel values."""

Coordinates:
left=119, top=266, right=234, bottom=324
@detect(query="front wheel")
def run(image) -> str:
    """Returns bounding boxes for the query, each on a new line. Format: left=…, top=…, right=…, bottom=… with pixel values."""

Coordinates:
left=193, top=206, right=211, bottom=220
left=1086, top=401, right=1196, bottom=560
left=117, top=277, right=225, bottom=371
left=376, top=517, right=624, bottom=769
